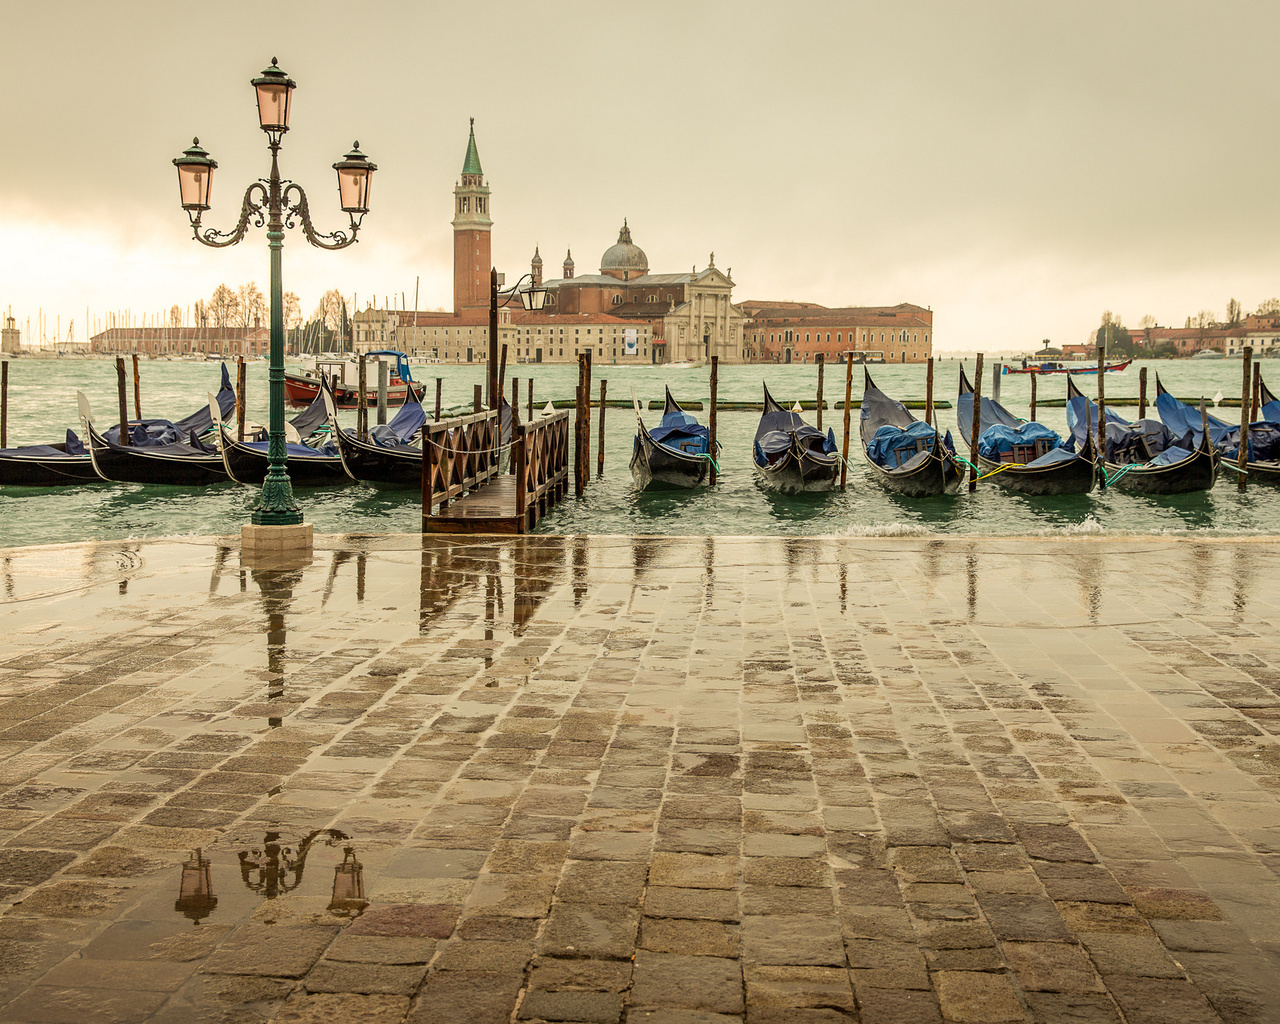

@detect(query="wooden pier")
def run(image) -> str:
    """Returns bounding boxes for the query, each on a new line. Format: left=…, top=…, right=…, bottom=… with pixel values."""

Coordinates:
left=422, top=408, right=571, bottom=535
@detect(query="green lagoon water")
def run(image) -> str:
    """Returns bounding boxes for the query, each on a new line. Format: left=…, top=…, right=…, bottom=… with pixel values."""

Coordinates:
left=0, top=356, right=1276, bottom=548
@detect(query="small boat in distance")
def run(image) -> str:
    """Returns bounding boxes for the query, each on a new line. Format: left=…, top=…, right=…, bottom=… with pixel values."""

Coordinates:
left=1004, top=358, right=1132, bottom=375
left=956, top=369, right=1096, bottom=495
left=1065, top=377, right=1216, bottom=495
left=630, top=387, right=716, bottom=490
left=752, top=384, right=839, bottom=493
left=860, top=370, right=962, bottom=497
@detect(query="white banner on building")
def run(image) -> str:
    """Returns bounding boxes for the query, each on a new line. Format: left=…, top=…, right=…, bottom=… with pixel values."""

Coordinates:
left=625, top=329, right=637, bottom=355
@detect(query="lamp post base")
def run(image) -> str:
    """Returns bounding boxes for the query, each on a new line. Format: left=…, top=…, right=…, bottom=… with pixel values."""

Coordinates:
left=242, top=523, right=313, bottom=556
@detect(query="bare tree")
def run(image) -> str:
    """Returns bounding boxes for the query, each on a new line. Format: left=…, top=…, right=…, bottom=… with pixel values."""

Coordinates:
left=313, top=289, right=345, bottom=331
left=168, top=305, right=183, bottom=328
left=1226, top=298, right=1242, bottom=326
left=209, top=284, right=240, bottom=327
left=283, top=292, right=302, bottom=331
left=236, top=282, right=268, bottom=328
left=1257, top=298, right=1280, bottom=316
left=1192, top=310, right=1215, bottom=329
left=1100, top=310, right=1114, bottom=327
left=1138, top=314, right=1157, bottom=329
left=194, top=299, right=208, bottom=326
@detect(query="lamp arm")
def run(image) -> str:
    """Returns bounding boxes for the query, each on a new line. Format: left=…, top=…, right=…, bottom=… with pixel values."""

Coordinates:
left=497, top=272, right=535, bottom=307
left=282, top=183, right=363, bottom=251
left=191, top=181, right=269, bottom=248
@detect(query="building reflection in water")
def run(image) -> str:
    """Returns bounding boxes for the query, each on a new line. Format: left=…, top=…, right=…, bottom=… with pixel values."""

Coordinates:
left=174, top=848, right=217, bottom=924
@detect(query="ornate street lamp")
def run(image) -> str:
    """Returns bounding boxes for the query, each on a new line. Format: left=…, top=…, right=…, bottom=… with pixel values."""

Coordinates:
left=174, top=58, right=376, bottom=528
left=487, top=270, right=548, bottom=409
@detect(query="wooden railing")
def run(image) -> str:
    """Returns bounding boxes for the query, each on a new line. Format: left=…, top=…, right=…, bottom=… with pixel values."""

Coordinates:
left=514, top=410, right=571, bottom=532
left=420, top=408, right=501, bottom=516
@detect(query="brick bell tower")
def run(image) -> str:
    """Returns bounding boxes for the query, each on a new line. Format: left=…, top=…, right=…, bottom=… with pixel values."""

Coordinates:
left=452, top=119, right=492, bottom=316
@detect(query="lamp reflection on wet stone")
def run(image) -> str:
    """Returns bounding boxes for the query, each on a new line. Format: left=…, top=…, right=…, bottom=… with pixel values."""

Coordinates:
left=327, top=846, right=367, bottom=917
left=175, top=848, right=217, bottom=924
left=238, top=828, right=351, bottom=901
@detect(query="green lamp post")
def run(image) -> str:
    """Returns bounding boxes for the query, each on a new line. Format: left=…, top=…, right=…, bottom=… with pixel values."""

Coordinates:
left=173, top=58, right=376, bottom=527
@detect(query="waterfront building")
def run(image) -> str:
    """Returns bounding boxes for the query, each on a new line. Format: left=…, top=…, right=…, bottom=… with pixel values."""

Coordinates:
left=88, top=326, right=270, bottom=358
left=741, top=302, right=934, bottom=363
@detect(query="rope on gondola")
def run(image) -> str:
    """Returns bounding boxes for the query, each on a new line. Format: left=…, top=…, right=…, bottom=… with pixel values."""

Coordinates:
left=693, top=453, right=721, bottom=474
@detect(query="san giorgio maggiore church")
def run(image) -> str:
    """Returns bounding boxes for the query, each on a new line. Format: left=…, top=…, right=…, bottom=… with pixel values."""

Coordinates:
left=353, top=123, right=746, bottom=365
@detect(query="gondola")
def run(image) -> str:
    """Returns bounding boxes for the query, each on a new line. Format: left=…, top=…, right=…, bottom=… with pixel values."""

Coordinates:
left=860, top=370, right=962, bottom=496
left=630, top=387, right=715, bottom=489
left=324, top=381, right=428, bottom=488
left=752, top=384, right=839, bottom=493
left=1155, top=374, right=1280, bottom=485
left=0, top=363, right=235, bottom=488
left=1065, top=377, right=1216, bottom=495
left=214, top=391, right=349, bottom=488
left=78, top=393, right=231, bottom=486
left=957, top=369, right=1096, bottom=495
left=1260, top=373, right=1279, bottom=423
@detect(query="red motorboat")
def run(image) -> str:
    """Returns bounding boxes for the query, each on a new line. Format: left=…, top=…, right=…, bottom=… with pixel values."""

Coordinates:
left=285, top=350, right=424, bottom=409
left=1004, top=358, right=1132, bottom=376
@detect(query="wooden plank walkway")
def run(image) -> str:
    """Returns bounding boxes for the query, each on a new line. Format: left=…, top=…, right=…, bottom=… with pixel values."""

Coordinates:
left=423, top=410, right=571, bottom=536
left=426, top=476, right=523, bottom=534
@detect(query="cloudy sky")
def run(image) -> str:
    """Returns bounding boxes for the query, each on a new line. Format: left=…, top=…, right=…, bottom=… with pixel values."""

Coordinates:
left=2, top=1, right=1278, bottom=351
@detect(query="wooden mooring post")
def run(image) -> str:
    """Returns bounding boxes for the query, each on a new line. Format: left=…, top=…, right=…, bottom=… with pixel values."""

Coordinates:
left=357, top=354, right=368, bottom=440
left=131, top=353, right=142, bottom=420
left=815, top=353, right=824, bottom=431
left=583, top=350, right=593, bottom=483
left=925, top=357, right=935, bottom=427
left=1097, top=345, right=1107, bottom=490
left=968, top=353, right=984, bottom=492
left=1137, top=366, right=1147, bottom=420
left=1029, top=370, right=1038, bottom=423
left=236, top=358, right=247, bottom=441
left=376, top=361, right=389, bottom=426
left=709, top=356, right=719, bottom=485
left=574, top=354, right=585, bottom=498
left=527, top=379, right=534, bottom=422
left=435, top=378, right=443, bottom=421
left=115, top=356, right=131, bottom=446
left=1, top=361, right=7, bottom=449
left=1239, top=346, right=1253, bottom=490
left=473, top=385, right=483, bottom=413
left=597, top=379, right=607, bottom=476
left=498, top=344, right=508, bottom=411
left=840, top=353, right=852, bottom=490
left=1252, top=361, right=1262, bottom=421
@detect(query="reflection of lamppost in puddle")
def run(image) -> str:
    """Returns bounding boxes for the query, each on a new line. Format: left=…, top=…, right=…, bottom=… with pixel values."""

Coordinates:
left=174, top=848, right=218, bottom=924
left=250, top=564, right=307, bottom=727
left=328, top=847, right=368, bottom=918
left=238, top=828, right=359, bottom=907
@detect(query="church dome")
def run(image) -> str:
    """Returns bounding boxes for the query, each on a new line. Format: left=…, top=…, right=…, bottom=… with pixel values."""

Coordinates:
left=600, top=220, right=648, bottom=277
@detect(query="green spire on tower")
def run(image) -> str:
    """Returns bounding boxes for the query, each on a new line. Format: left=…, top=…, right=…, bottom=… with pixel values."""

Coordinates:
left=462, top=117, right=483, bottom=176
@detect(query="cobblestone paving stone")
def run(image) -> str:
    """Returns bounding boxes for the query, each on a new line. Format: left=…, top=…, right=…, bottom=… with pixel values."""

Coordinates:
left=0, top=535, right=1276, bottom=1022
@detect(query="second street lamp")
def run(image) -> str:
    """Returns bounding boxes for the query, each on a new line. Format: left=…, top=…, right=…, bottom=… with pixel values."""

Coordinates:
left=174, top=57, right=376, bottom=531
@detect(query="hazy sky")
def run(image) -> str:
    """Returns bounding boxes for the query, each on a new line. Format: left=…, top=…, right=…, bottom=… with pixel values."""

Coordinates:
left=3, top=1, right=1279, bottom=351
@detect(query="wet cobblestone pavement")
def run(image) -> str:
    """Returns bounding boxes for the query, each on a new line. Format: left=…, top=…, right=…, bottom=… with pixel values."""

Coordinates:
left=0, top=534, right=1278, bottom=1023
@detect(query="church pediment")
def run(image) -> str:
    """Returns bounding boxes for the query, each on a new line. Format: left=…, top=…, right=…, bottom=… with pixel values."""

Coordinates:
left=693, top=267, right=733, bottom=288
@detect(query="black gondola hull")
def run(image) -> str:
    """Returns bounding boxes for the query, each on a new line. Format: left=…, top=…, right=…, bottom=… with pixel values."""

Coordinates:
left=220, top=429, right=349, bottom=488
left=1104, top=446, right=1218, bottom=495
left=753, top=448, right=839, bottom=493
left=864, top=450, right=963, bottom=497
left=331, top=426, right=423, bottom=488
left=976, top=450, right=1096, bottom=495
left=0, top=450, right=101, bottom=487
left=85, top=427, right=230, bottom=486
left=631, top=431, right=708, bottom=490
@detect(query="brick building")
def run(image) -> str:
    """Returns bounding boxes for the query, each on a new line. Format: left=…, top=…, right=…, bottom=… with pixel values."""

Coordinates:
left=741, top=303, right=934, bottom=363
